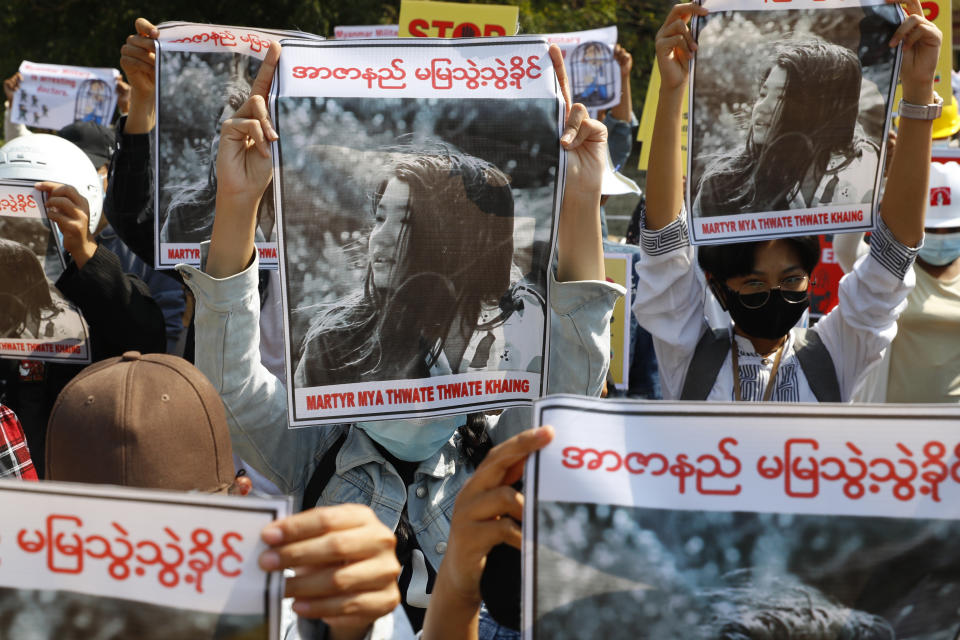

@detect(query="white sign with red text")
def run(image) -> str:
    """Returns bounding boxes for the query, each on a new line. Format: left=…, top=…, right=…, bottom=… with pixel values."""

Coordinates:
left=11, top=61, right=119, bottom=130
left=0, top=481, right=290, bottom=633
left=523, top=397, right=960, bottom=639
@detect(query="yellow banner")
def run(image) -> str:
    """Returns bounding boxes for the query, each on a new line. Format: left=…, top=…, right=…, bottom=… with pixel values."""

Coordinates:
left=603, top=254, right=630, bottom=390
left=636, top=64, right=688, bottom=173
left=398, top=0, right=519, bottom=38
left=925, top=0, right=953, bottom=99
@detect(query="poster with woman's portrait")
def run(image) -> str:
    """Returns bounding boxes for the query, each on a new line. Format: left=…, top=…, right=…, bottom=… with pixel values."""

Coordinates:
left=0, top=180, right=89, bottom=363
left=523, top=397, right=960, bottom=639
left=271, top=38, right=563, bottom=426
left=687, top=0, right=903, bottom=244
left=152, top=22, right=323, bottom=269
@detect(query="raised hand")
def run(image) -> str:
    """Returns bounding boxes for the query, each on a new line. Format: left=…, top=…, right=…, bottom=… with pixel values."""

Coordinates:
left=422, top=426, right=554, bottom=640
left=3, top=72, right=21, bottom=103
left=120, top=18, right=159, bottom=133
left=36, top=182, right=98, bottom=268
left=889, top=0, right=942, bottom=103
left=259, top=504, right=401, bottom=640
left=205, top=41, right=280, bottom=278
left=656, top=2, right=708, bottom=92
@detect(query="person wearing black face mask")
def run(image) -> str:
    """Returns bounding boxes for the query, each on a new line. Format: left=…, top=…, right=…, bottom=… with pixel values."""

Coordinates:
left=631, top=0, right=939, bottom=403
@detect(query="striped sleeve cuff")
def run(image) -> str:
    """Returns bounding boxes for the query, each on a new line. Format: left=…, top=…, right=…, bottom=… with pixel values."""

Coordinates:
left=640, top=209, right=690, bottom=256
left=868, top=215, right=919, bottom=280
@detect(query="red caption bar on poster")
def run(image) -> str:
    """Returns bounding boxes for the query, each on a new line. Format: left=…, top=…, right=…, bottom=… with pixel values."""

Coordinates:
left=295, top=371, right=539, bottom=424
left=694, top=204, right=870, bottom=243
left=0, top=481, right=290, bottom=618
left=536, top=398, right=960, bottom=520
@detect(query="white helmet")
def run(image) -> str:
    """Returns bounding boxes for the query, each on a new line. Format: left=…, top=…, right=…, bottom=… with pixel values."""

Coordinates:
left=0, top=134, right=103, bottom=233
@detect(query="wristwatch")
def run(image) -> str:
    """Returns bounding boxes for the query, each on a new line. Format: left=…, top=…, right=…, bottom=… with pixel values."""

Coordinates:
left=898, top=91, right=943, bottom=120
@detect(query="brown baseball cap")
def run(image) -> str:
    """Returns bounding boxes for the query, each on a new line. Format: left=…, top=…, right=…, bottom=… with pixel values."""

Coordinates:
left=46, top=351, right=235, bottom=492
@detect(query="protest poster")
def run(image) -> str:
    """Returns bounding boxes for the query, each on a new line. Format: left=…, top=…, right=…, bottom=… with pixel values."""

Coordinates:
left=523, top=396, right=960, bottom=639
left=0, top=179, right=90, bottom=363
left=0, top=479, right=291, bottom=640
left=334, top=24, right=400, bottom=39
left=603, top=253, right=631, bottom=390
left=10, top=61, right=119, bottom=131
left=270, top=37, right=563, bottom=425
left=152, top=22, right=323, bottom=269
left=398, top=0, right=519, bottom=38
left=687, top=0, right=903, bottom=245
left=542, top=27, right=621, bottom=116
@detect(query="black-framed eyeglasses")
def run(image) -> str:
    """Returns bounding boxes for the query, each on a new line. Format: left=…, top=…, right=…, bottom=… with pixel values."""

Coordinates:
left=736, top=275, right=810, bottom=309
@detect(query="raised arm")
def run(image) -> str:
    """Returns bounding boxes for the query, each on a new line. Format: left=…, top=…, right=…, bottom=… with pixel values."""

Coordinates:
left=205, top=42, right=280, bottom=278
left=880, top=0, right=940, bottom=247
left=552, top=45, right=607, bottom=282
left=120, top=18, right=159, bottom=135
left=646, top=2, right=707, bottom=230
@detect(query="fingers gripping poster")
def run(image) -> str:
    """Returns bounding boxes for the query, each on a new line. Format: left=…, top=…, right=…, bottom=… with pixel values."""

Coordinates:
left=270, top=38, right=564, bottom=426
left=152, top=22, right=323, bottom=269
left=687, top=0, right=903, bottom=244
left=524, top=397, right=960, bottom=639
left=0, top=480, right=291, bottom=640
left=0, top=180, right=90, bottom=363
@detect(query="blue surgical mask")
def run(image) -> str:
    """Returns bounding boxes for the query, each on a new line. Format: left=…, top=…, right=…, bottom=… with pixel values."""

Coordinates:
left=919, top=231, right=960, bottom=266
left=357, top=416, right=463, bottom=462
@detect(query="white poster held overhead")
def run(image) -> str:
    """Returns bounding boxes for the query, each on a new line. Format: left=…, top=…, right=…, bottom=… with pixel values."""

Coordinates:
left=0, top=179, right=90, bottom=363
left=524, top=397, right=960, bottom=639
left=687, top=0, right=904, bottom=244
left=271, top=37, right=564, bottom=426
left=152, top=22, right=323, bottom=269
left=10, top=61, right=119, bottom=130
left=542, top=26, right=620, bottom=116
left=0, top=480, right=291, bottom=639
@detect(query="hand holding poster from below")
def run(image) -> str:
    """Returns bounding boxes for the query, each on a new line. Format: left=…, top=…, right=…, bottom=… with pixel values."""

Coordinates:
left=0, top=480, right=291, bottom=640
left=271, top=37, right=563, bottom=425
left=0, top=179, right=90, bottom=363
left=687, top=0, right=903, bottom=244
left=11, top=61, right=119, bottom=130
left=523, top=397, right=960, bottom=639
left=152, top=22, right=323, bottom=269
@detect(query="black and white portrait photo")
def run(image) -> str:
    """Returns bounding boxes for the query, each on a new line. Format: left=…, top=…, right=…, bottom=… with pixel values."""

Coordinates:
left=687, top=0, right=901, bottom=240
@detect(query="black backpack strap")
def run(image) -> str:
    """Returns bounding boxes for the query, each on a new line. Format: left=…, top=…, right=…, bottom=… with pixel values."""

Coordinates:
left=300, top=432, right=347, bottom=511
left=792, top=328, right=842, bottom=402
left=680, top=327, right=732, bottom=400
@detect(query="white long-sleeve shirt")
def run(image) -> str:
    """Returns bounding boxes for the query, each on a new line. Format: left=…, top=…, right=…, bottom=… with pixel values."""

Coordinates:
left=632, top=214, right=918, bottom=402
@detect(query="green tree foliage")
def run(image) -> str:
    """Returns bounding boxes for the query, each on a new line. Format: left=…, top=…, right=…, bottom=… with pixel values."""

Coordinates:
left=0, top=0, right=672, bottom=117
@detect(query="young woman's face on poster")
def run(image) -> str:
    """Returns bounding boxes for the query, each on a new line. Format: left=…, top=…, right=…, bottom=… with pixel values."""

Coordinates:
left=369, top=177, right=411, bottom=291
left=750, top=65, right=788, bottom=146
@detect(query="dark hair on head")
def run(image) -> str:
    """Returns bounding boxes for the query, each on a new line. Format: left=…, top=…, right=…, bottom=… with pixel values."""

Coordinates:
left=0, top=238, right=56, bottom=335
left=698, top=236, right=820, bottom=283
left=697, top=38, right=869, bottom=214
left=699, top=571, right=894, bottom=640
left=297, top=148, right=516, bottom=384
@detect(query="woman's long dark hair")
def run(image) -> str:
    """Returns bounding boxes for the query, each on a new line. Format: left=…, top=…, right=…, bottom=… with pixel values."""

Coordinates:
left=0, top=238, right=57, bottom=336
left=300, top=149, right=516, bottom=381
left=698, top=39, right=868, bottom=214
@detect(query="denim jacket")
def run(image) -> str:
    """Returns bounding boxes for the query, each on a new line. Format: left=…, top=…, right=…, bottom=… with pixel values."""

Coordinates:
left=179, top=256, right=621, bottom=573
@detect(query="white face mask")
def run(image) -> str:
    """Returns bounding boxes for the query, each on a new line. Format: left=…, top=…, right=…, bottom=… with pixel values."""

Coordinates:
left=357, top=415, right=463, bottom=462
left=919, top=231, right=960, bottom=266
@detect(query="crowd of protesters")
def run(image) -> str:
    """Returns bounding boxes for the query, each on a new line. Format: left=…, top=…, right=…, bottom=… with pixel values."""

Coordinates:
left=0, top=1, right=953, bottom=638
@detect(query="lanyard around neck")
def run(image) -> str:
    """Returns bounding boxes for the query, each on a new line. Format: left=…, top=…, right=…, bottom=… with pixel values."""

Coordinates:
left=731, top=338, right=785, bottom=402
